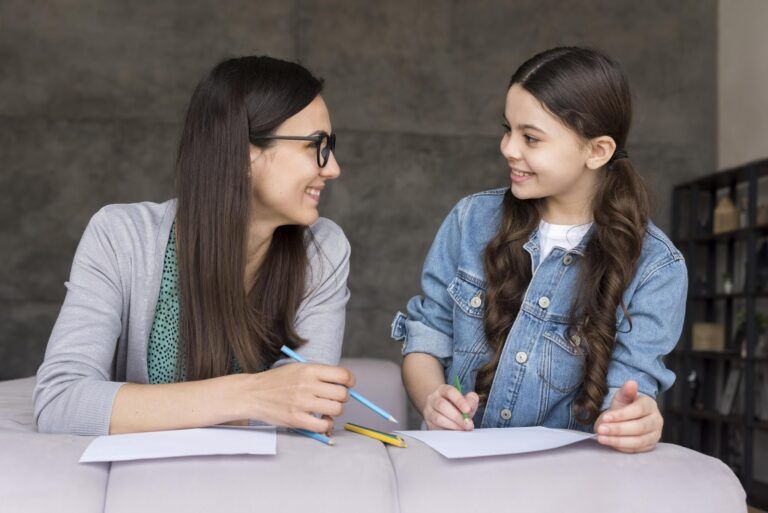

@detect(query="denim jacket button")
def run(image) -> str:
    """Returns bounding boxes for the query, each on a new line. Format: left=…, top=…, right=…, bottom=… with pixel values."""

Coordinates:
left=570, top=334, right=582, bottom=347
left=538, top=296, right=551, bottom=309
left=515, top=351, right=528, bottom=364
left=563, top=255, right=574, bottom=265
left=470, top=295, right=482, bottom=308
left=500, top=408, right=512, bottom=420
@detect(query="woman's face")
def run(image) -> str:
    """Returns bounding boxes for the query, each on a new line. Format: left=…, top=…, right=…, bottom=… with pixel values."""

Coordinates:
left=249, top=95, right=340, bottom=227
left=500, top=84, right=599, bottom=210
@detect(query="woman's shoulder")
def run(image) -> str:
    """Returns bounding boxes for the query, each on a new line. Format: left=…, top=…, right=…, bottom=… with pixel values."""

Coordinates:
left=306, top=217, right=350, bottom=268
left=89, top=199, right=177, bottom=240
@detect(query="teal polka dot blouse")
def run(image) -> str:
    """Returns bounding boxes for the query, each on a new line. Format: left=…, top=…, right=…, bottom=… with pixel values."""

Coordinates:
left=147, top=221, right=243, bottom=383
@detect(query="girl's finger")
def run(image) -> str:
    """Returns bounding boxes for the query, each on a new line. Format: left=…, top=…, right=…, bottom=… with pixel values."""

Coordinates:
left=434, top=397, right=473, bottom=430
left=597, top=431, right=660, bottom=452
left=597, top=416, right=658, bottom=437
left=441, top=386, right=472, bottom=415
left=601, top=397, right=654, bottom=423
left=428, top=409, right=465, bottom=431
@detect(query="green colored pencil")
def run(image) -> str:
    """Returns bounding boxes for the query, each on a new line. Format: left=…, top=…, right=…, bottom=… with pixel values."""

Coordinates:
left=453, top=375, right=471, bottom=422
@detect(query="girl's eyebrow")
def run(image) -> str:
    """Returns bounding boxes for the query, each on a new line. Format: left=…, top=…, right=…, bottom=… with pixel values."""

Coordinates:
left=501, top=115, right=547, bottom=135
left=518, top=123, right=546, bottom=134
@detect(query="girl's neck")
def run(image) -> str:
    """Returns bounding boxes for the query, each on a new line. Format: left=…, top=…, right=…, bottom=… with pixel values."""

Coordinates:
left=541, top=197, right=593, bottom=226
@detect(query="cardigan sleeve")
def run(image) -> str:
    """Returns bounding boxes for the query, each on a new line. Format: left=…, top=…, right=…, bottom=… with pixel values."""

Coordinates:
left=33, top=207, right=128, bottom=435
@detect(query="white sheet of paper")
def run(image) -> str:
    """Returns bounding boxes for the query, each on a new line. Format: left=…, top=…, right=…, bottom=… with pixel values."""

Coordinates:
left=395, top=426, right=595, bottom=459
left=79, top=425, right=277, bottom=463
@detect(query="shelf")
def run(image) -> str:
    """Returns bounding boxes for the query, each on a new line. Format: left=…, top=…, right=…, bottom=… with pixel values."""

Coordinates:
left=667, top=350, right=768, bottom=362
left=751, top=479, right=768, bottom=510
left=674, top=224, right=768, bottom=244
left=667, top=406, right=744, bottom=425
left=689, top=291, right=768, bottom=300
left=687, top=350, right=741, bottom=360
left=674, top=158, right=768, bottom=189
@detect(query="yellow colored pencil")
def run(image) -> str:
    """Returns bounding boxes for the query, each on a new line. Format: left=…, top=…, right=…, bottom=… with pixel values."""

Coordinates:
left=344, top=423, right=408, bottom=448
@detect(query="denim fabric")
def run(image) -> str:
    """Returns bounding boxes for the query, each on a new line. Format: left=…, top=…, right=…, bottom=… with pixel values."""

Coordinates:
left=391, top=188, right=687, bottom=431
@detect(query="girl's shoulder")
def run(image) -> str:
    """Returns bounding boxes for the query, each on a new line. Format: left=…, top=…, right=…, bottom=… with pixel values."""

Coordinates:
left=635, top=220, right=686, bottom=284
left=450, top=187, right=507, bottom=231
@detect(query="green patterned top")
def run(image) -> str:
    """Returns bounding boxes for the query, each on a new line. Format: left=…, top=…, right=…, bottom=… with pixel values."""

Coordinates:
left=147, top=222, right=243, bottom=383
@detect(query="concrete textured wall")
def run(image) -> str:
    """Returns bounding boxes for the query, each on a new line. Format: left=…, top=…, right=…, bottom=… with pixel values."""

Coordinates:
left=0, top=1, right=717, bottom=382
left=718, top=0, right=768, bottom=168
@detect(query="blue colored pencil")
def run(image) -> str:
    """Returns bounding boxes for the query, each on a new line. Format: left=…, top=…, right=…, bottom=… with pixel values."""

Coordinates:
left=280, top=345, right=399, bottom=424
left=291, top=428, right=335, bottom=446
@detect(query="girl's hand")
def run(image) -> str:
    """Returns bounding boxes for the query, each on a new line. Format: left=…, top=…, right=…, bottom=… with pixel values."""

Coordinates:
left=594, top=380, right=663, bottom=453
left=423, top=384, right=479, bottom=431
left=239, top=363, right=355, bottom=434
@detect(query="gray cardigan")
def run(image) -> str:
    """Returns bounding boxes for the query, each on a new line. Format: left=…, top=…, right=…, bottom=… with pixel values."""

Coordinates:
left=33, top=200, right=351, bottom=435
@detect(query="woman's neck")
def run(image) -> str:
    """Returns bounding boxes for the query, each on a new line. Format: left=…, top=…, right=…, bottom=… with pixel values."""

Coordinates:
left=244, top=219, right=275, bottom=292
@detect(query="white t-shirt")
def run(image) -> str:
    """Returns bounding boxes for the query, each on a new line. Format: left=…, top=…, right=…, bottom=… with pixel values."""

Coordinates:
left=537, top=219, right=593, bottom=266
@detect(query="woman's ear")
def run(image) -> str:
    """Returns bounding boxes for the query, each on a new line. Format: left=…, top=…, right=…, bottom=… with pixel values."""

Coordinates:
left=585, top=136, right=617, bottom=170
left=248, top=144, right=264, bottom=177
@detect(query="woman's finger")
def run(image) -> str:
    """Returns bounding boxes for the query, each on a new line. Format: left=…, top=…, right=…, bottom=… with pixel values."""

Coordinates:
left=296, top=413, right=334, bottom=433
left=309, top=397, right=345, bottom=418
left=315, top=383, right=350, bottom=402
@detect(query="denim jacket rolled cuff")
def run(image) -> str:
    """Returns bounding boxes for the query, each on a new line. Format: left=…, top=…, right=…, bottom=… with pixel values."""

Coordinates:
left=391, top=311, right=453, bottom=367
left=600, top=386, right=656, bottom=412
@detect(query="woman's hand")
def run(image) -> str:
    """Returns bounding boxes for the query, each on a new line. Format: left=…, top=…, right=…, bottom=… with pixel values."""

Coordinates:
left=594, top=380, right=663, bottom=453
left=237, top=363, right=355, bottom=434
left=423, top=384, right=479, bottom=431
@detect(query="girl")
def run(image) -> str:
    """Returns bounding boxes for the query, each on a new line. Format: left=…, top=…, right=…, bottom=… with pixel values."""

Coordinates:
left=392, top=47, right=687, bottom=453
left=34, top=56, right=355, bottom=436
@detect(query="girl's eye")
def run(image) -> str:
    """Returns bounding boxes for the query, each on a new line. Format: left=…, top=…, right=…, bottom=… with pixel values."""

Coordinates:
left=501, top=122, right=511, bottom=133
left=524, top=134, right=538, bottom=144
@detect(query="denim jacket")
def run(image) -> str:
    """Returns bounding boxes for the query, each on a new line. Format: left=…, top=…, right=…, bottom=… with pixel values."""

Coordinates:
left=391, top=188, right=687, bottom=431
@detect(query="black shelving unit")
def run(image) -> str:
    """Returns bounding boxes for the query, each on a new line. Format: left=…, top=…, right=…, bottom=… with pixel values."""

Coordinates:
left=665, top=158, right=768, bottom=509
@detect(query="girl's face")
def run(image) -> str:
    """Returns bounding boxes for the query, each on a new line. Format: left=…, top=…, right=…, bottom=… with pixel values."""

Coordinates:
left=249, top=95, right=340, bottom=227
left=500, top=84, right=608, bottom=217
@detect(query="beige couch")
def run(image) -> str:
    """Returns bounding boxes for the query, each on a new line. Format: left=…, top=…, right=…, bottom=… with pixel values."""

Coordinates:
left=0, top=359, right=747, bottom=513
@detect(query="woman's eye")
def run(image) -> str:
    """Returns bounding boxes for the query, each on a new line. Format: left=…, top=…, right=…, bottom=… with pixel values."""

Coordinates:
left=524, top=135, right=538, bottom=144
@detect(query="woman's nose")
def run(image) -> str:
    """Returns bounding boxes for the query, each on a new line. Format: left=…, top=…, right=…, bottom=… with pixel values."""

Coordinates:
left=321, top=152, right=341, bottom=179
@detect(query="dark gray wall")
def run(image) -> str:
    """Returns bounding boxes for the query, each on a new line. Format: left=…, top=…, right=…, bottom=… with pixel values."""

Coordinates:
left=0, top=1, right=716, bottom=381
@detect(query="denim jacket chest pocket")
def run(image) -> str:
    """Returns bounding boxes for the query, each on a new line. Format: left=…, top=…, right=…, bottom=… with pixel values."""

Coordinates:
left=446, top=269, right=491, bottom=388
left=537, top=322, right=587, bottom=394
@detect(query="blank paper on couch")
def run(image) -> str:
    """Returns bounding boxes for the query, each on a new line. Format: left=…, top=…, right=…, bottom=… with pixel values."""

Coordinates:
left=79, top=425, right=277, bottom=462
left=395, top=427, right=595, bottom=459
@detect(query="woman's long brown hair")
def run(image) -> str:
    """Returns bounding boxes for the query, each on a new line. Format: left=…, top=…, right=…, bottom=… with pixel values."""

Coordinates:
left=175, top=56, right=323, bottom=381
left=476, top=47, right=650, bottom=425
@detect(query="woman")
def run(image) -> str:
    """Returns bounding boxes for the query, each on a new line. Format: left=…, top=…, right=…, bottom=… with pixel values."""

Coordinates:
left=393, top=47, right=687, bottom=453
left=34, top=56, right=354, bottom=436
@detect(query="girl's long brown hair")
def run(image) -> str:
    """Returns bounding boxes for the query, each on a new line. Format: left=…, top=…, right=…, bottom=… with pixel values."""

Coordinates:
left=476, top=47, right=650, bottom=425
left=175, top=56, right=323, bottom=381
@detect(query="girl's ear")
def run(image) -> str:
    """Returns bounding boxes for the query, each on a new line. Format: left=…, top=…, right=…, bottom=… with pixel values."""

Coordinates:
left=585, top=136, right=617, bottom=170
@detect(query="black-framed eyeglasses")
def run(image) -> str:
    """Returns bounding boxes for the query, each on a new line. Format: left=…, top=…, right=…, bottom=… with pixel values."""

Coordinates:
left=251, top=132, right=336, bottom=168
